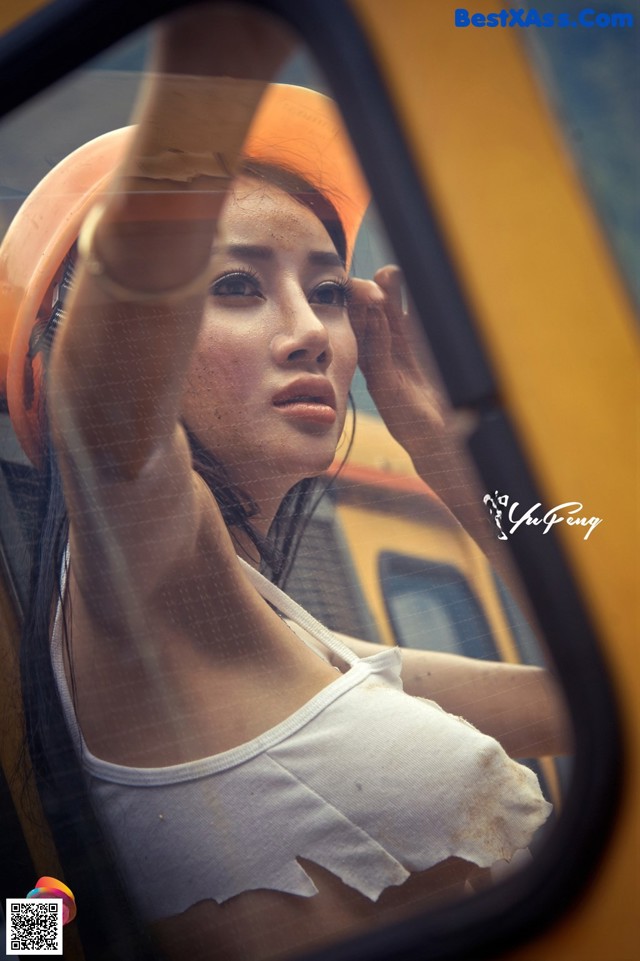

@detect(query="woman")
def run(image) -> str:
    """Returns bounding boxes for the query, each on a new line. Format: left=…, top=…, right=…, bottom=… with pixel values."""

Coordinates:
left=1, top=8, right=564, bottom=961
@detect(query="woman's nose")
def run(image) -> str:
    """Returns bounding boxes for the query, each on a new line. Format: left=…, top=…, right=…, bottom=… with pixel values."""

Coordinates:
left=271, top=301, right=333, bottom=368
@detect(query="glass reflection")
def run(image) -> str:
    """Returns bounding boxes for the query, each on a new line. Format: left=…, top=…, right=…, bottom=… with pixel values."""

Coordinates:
left=0, top=8, right=572, bottom=961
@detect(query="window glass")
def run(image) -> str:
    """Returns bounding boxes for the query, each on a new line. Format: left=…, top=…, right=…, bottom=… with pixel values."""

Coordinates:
left=380, top=552, right=498, bottom=658
left=0, top=9, right=579, bottom=961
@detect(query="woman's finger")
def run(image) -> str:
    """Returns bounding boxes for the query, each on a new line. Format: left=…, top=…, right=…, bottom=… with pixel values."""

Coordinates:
left=374, top=265, right=438, bottom=377
left=373, top=264, right=405, bottom=321
left=348, top=278, right=385, bottom=346
left=349, top=277, right=385, bottom=310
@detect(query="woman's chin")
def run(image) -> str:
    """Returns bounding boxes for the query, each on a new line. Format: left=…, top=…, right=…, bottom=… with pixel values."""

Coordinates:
left=192, top=428, right=340, bottom=504
left=274, top=448, right=335, bottom=489
left=298, top=437, right=336, bottom=465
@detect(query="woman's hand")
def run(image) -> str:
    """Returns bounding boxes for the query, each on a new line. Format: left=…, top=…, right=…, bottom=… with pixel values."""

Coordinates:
left=349, top=264, right=454, bottom=471
left=350, top=264, right=539, bottom=620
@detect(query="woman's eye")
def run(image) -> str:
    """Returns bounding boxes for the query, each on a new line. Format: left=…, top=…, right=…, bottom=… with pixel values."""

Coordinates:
left=210, top=272, right=262, bottom=298
left=310, top=280, right=352, bottom=308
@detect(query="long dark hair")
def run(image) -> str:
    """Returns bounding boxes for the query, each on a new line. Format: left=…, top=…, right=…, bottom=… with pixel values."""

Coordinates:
left=18, top=163, right=352, bottom=959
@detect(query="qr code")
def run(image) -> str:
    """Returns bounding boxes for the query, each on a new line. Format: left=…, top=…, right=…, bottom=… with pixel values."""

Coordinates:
left=5, top=899, right=63, bottom=955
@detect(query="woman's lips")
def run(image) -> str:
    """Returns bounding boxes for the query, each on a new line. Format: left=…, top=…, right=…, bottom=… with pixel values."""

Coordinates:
left=272, top=379, right=337, bottom=425
left=274, top=400, right=337, bottom=425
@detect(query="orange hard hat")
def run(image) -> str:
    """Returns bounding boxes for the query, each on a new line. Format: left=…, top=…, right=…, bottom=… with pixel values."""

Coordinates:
left=0, top=84, right=369, bottom=466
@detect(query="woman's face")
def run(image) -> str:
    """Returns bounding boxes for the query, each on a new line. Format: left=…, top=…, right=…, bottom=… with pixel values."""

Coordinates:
left=181, top=177, right=357, bottom=506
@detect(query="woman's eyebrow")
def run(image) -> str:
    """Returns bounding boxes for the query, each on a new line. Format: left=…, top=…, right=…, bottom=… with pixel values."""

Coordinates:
left=308, top=251, right=343, bottom=268
left=212, top=244, right=273, bottom=261
left=211, top=244, right=343, bottom=269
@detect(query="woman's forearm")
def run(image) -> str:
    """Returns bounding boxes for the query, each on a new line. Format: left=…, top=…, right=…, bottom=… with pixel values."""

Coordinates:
left=334, top=634, right=571, bottom=758
left=350, top=269, right=529, bottom=600
left=399, top=647, right=572, bottom=758
left=50, top=9, right=294, bottom=480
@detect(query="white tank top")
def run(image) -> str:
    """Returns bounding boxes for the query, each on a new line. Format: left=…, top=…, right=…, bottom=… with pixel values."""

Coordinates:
left=51, top=554, right=552, bottom=921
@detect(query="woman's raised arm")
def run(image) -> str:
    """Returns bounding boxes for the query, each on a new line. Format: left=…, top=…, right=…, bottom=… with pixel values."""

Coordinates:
left=350, top=266, right=505, bottom=555
left=48, top=8, right=294, bottom=603
left=51, top=8, right=293, bottom=478
left=348, top=269, right=573, bottom=758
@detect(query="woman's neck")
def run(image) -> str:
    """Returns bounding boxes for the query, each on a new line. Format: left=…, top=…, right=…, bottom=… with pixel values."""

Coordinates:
left=227, top=488, right=282, bottom=571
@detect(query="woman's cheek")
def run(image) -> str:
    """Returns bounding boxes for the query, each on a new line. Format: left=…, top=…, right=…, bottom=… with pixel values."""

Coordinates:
left=339, top=326, right=358, bottom=383
left=190, top=326, right=247, bottom=387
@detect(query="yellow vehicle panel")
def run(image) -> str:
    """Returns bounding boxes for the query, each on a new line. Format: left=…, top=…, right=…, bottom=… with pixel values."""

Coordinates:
left=352, top=2, right=638, bottom=959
